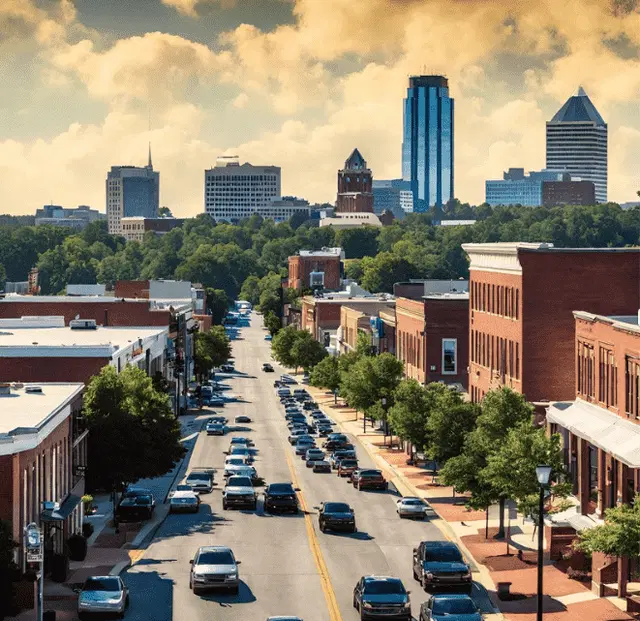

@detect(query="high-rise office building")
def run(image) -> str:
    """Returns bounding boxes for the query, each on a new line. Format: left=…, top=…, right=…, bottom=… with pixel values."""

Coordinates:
left=372, top=179, right=414, bottom=219
left=106, top=146, right=159, bottom=235
left=402, top=75, right=454, bottom=212
left=204, top=156, right=285, bottom=222
left=546, top=87, right=607, bottom=203
left=335, top=149, right=374, bottom=213
left=486, top=168, right=572, bottom=206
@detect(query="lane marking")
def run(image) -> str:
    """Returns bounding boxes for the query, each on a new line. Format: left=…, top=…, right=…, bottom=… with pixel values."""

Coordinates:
left=283, top=446, right=343, bottom=621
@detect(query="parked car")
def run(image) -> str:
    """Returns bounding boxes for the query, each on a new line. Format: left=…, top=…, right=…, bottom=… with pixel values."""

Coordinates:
left=264, top=482, right=299, bottom=513
left=353, top=576, right=411, bottom=621
left=337, top=459, right=359, bottom=478
left=397, top=497, right=427, bottom=519
left=263, top=363, right=275, bottom=372
left=222, top=476, right=258, bottom=510
left=412, top=541, right=472, bottom=593
left=169, top=490, right=200, bottom=514
left=189, top=546, right=241, bottom=595
left=312, top=460, right=332, bottom=473
left=77, top=575, right=129, bottom=620
left=419, top=594, right=481, bottom=621
left=316, top=502, right=356, bottom=533
left=295, top=439, right=316, bottom=456
left=353, top=469, right=388, bottom=491
left=115, top=489, right=155, bottom=522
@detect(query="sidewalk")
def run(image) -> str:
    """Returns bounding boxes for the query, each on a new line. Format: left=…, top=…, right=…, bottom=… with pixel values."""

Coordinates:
left=13, top=412, right=203, bottom=620
left=306, top=384, right=634, bottom=621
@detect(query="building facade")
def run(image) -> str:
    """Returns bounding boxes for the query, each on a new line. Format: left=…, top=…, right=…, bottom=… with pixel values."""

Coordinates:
left=287, top=248, right=343, bottom=292
left=319, top=213, right=383, bottom=228
left=394, top=279, right=469, bottom=301
left=335, top=149, right=374, bottom=214
left=35, top=205, right=105, bottom=229
left=106, top=155, right=160, bottom=235
left=204, top=156, right=281, bottom=222
left=542, top=180, right=596, bottom=207
left=120, top=217, right=185, bottom=241
left=396, top=294, right=469, bottom=388
left=464, top=243, right=640, bottom=404
left=372, top=179, right=414, bottom=219
left=546, top=87, right=607, bottom=203
left=261, top=197, right=310, bottom=223
left=338, top=303, right=396, bottom=355
left=402, top=75, right=454, bottom=211
left=485, top=168, right=572, bottom=207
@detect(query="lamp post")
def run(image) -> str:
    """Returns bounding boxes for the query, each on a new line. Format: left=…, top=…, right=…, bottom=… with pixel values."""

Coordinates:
left=535, top=465, right=552, bottom=621
left=24, top=522, right=43, bottom=621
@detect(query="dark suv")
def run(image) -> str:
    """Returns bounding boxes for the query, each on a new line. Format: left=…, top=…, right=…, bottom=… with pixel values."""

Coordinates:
left=316, top=502, right=356, bottom=533
left=264, top=483, right=300, bottom=513
left=412, top=541, right=472, bottom=593
left=353, top=576, right=411, bottom=620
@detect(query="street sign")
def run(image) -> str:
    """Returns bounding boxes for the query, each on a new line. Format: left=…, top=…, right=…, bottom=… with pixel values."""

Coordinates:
left=26, top=548, right=43, bottom=563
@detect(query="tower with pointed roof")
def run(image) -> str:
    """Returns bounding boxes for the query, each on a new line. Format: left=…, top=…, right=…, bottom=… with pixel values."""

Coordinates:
left=335, top=148, right=374, bottom=213
left=546, top=86, right=607, bottom=202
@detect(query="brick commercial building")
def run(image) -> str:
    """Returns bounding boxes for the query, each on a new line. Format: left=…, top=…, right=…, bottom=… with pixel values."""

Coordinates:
left=396, top=294, right=469, bottom=388
left=336, top=149, right=374, bottom=213
left=464, top=243, right=640, bottom=404
left=287, top=248, right=344, bottom=292
left=393, top=279, right=469, bottom=301
left=120, top=216, right=185, bottom=242
left=0, top=382, right=86, bottom=569
left=337, top=303, right=396, bottom=355
left=0, top=317, right=169, bottom=384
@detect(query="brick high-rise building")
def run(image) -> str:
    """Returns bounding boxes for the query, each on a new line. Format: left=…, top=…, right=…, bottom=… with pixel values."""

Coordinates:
left=464, top=242, right=640, bottom=405
left=335, top=149, right=374, bottom=213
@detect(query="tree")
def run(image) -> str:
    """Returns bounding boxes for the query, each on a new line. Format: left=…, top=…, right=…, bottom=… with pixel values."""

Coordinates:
left=335, top=226, right=379, bottom=258
left=271, top=326, right=300, bottom=368
left=0, top=263, right=6, bottom=291
left=388, top=380, right=434, bottom=455
left=84, top=366, right=186, bottom=493
left=440, top=388, right=534, bottom=538
left=206, top=288, right=231, bottom=325
left=360, top=252, right=421, bottom=293
left=194, top=326, right=232, bottom=380
left=239, top=275, right=261, bottom=306
left=291, top=330, right=327, bottom=371
left=427, top=400, right=480, bottom=464
left=263, top=311, right=282, bottom=335
left=310, top=356, right=341, bottom=401
left=158, top=206, right=173, bottom=217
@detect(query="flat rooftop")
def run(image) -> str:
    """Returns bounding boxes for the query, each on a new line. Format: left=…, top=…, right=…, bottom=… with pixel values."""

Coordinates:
left=423, top=292, right=470, bottom=300
left=0, top=383, right=83, bottom=437
left=0, top=294, right=191, bottom=311
left=298, top=247, right=343, bottom=258
left=0, top=325, right=168, bottom=357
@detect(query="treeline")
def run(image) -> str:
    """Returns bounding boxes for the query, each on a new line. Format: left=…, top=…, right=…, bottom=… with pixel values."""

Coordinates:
left=2, top=203, right=640, bottom=296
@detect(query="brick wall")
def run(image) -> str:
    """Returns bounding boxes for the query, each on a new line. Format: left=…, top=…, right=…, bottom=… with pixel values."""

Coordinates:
left=396, top=297, right=426, bottom=382
left=114, top=280, right=150, bottom=299
left=288, top=256, right=341, bottom=291
left=0, top=358, right=108, bottom=384
left=0, top=455, right=13, bottom=525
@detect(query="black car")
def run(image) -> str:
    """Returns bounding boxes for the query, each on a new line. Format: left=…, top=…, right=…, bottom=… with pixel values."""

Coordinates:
left=262, top=363, right=274, bottom=372
left=412, top=541, right=472, bottom=593
left=353, top=576, right=412, bottom=621
left=264, top=483, right=300, bottom=513
left=323, top=439, right=350, bottom=451
left=316, top=502, right=356, bottom=533
left=303, top=401, right=318, bottom=411
left=115, top=490, right=155, bottom=522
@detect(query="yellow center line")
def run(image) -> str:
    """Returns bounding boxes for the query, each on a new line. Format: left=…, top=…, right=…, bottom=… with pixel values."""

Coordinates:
left=284, top=446, right=343, bottom=621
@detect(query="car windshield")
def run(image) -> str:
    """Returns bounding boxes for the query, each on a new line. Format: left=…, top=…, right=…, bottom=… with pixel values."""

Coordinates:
left=432, top=598, right=477, bottom=615
left=227, top=476, right=252, bottom=487
left=231, top=448, right=249, bottom=454
left=364, top=579, right=406, bottom=595
left=136, top=495, right=153, bottom=505
left=197, top=551, right=234, bottom=565
left=424, top=548, right=464, bottom=562
left=269, top=484, right=294, bottom=493
left=84, top=577, right=121, bottom=592
left=324, top=503, right=351, bottom=513
left=402, top=499, right=423, bottom=506
left=176, top=484, right=192, bottom=491
left=361, top=471, right=381, bottom=477
left=227, top=458, right=245, bottom=465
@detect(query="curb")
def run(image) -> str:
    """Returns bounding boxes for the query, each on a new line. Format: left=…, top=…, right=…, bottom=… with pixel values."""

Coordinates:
left=109, top=559, right=132, bottom=576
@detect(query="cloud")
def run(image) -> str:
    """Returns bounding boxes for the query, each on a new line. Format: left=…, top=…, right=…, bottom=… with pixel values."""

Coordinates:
left=160, top=0, right=238, bottom=17
left=232, top=93, right=249, bottom=109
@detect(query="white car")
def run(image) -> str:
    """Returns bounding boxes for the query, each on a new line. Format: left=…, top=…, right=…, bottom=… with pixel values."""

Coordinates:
left=77, top=575, right=128, bottom=619
left=225, top=455, right=249, bottom=466
left=396, top=497, right=428, bottom=519
left=224, top=462, right=257, bottom=478
left=222, top=476, right=257, bottom=510
left=169, top=490, right=200, bottom=513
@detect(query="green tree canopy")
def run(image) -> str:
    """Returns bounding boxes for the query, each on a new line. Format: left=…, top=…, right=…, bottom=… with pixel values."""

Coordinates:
left=194, top=326, right=232, bottom=379
left=427, top=400, right=480, bottom=463
left=271, top=326, right=300, bottom=368
left=206, top=288, right=231, bottom=325
left=310, top=355, right=341, bottom=394
left=290, top=330, right=327, bottom=371
left=263, top=311, right=282, bottom=335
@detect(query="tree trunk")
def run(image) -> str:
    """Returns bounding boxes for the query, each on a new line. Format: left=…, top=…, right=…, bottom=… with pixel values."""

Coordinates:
left=495, top=497, right=506, bottom=539
left=618, top=556, right=629, bottom=598
left=485, top=506, right=489, bottom=539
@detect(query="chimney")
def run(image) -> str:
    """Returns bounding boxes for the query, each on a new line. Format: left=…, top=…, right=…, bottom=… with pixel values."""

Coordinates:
left=104, top=309, right=109, bottom=327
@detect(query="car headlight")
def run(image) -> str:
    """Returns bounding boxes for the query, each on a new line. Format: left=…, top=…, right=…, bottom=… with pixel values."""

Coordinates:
left=425, top=571, right=434, bottom=579
left=463, top=571, right=472, bottom=580
left=362, top=601, right=373, bottom=608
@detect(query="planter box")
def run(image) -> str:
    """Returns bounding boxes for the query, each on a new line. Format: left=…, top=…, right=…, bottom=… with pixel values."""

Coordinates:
left=13, top=580, right=35, bottom=610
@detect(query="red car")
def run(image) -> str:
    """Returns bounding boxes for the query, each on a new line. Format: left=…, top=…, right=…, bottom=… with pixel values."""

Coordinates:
left=337, top=459, right=359, bottom=478
left=352, top=469, right=388, bottom=491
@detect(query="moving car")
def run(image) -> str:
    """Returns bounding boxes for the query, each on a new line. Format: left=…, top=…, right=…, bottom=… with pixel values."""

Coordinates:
left=234, top=415, right=252, bottom=424
left=316, top=502, right=356, bottom=533
left=412, top=541, right=472, bottom=593
left=189, top=546, right=241, bottom=595
left=209, top=395, right=226, bottom=407
left=305, top=449, right=325, bottom=467
left=77, top=575, right=129, bottom=620
left=185, top=468, right=215, bottom=493
left=230, top=436, right=255, bottom=447
left=169, top=490, right=200, bottom=513
left=208, top=415, right=228, bottom=424
left=419, top=594, right=481, bottom=621
left=313, top=460, right=332, bottom=473
left=224, top=462, right=258, bottom=481
left=353, top=469, right=388, bottom=491
left=221, top=363, right=235, bottom=372
left=229, top=447, right=254, bottom=463
left=295, top=439, right=316, bottom=455
left=262, top=363, right=275, bottom=372
left=206, top=422, right=226, bottom=436
left=264, top=482, right=299, bottom=513
left=288, top=429, right=308, bottom=444
left=397, top=497, right=428, bottom=519
left=280, top=375, right=297, bottom=384
left=115, top=489, right=155, bottom=522
left=337, top=458, right=359, bottom=478
left=353, top=576, right=411, bottom=621
left=222, top=476, right=258, bottom=510
left=330, top=450, right=357, bottom=469
left=303, top=401, right=318, bottom=411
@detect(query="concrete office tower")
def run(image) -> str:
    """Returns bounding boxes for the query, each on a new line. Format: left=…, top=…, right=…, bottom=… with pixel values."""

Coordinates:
left=402, top=75, right=454, bottom=212
left=546, top=87, right=607, bottom=203
left=335, top=149, right=374, bottom=213
left=204, top=156, right=282, bottom=222
left=106, top=146, right=159, bottom=234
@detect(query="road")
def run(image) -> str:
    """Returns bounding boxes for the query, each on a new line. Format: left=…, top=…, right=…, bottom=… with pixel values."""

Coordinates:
left=123, top=312, right=450, bottom=621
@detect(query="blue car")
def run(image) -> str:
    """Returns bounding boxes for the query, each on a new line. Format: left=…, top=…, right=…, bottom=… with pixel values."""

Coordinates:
left=419, top=594, right=481, bottom=621
left=264, top=334, right=273, bottom=341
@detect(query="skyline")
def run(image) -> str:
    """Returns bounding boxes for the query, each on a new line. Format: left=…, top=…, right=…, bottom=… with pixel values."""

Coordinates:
left=2, top=0, right=640, bottom=216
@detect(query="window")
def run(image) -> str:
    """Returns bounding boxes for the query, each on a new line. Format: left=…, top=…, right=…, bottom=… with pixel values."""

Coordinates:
left=599, top=346, right=617, bottom=409
left=442, top=339, right=457, bottom=374
left=577, top=340, right=595, bottom=400
left=625, top=356, right=640, bottom=418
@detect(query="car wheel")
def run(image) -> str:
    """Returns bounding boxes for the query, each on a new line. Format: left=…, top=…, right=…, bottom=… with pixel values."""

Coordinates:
left=353, top=594, right=358, bottom=609
left=357, top=483, right=362, bottom=491
left=231, top=585, right=240, bottom=595
left=222, top=501, right=228, bottom=510
left=351, top=525, right=357, bottom=534
left=412, top=565, right=419, bottom=581
left=421, top=574, right=428, bottom=591
left=319, top=521, right=326, bottom=532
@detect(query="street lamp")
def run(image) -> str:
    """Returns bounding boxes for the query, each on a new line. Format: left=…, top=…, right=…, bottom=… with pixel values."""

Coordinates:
left=24, top=522, right=43, bottom=621
left=535, top=465, right=552, bottom=621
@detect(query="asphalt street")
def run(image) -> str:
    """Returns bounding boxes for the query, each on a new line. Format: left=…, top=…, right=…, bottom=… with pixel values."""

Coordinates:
left=123, top=312, right=453, bottom=621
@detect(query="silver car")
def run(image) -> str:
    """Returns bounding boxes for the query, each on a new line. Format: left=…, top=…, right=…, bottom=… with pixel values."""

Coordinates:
left=77, top=575, right=129, bottom=619
left=190, top=546, right=241, bottom=594
left=396, top=497, right=428, bottom=519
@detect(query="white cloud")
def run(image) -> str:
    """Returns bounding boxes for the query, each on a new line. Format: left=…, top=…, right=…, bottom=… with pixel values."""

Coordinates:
left=160, top=0, right=238, bottom=17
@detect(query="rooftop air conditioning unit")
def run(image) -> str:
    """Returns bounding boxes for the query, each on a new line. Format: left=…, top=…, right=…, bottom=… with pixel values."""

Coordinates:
left=69, top=319, right=97, bottom=330
left=25, top=386, right=43, bottom=394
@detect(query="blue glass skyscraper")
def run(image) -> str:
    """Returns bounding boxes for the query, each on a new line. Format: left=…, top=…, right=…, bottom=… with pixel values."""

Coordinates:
left=402, top=75, right=454, bottom=211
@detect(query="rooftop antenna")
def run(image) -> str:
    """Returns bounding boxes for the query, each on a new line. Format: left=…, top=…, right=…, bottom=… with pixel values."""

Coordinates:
left=147, top=108, right=153, bottom=169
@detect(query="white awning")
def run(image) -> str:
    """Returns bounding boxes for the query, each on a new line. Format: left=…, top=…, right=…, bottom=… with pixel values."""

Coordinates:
left=547, top=400, right=640, bottom=468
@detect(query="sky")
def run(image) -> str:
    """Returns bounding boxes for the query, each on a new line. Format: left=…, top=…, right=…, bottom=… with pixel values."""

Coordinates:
left=1, top=0, right=640, bottom=216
